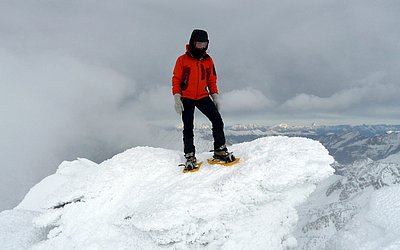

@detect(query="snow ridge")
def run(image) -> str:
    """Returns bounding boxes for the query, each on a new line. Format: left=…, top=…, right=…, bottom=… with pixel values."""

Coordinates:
left=5, top=137, right=334, bottom=249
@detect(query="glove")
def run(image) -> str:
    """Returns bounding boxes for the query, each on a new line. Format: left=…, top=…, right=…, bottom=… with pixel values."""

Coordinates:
left=211, top=93, right=220, bottom=111
left=174, top=94, right=184, bottom=114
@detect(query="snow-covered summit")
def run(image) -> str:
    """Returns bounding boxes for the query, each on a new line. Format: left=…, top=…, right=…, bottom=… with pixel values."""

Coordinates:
left=1, top=137, right=334, bottom=249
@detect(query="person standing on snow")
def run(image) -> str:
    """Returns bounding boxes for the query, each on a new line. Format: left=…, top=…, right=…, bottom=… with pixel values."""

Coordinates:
left=172, top=29, right=236, bottom=172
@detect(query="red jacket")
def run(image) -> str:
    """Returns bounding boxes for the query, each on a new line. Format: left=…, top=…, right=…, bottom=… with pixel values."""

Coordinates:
left=172, top=45, right=218, bottom=100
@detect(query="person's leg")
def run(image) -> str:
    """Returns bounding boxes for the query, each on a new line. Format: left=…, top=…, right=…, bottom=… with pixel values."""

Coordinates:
left=196, top=96, right=226, bottom=150
left=181, top=98, right=196, bottom=154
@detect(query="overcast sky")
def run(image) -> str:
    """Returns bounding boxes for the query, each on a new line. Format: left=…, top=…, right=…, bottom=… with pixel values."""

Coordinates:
left=1, top=0, right=400, bottom=210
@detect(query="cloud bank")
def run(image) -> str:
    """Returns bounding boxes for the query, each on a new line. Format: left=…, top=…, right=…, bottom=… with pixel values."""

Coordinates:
left=282, top=72, right=400, bottom=113
left=221, top=87, right=275, bottom=113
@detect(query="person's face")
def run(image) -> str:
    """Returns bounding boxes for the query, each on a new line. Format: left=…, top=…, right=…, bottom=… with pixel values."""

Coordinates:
left=194, top=41, right=208, bottom=49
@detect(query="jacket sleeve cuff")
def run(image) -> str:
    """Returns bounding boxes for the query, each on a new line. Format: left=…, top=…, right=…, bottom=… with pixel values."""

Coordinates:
left=172, top=88, right=181, bottom=95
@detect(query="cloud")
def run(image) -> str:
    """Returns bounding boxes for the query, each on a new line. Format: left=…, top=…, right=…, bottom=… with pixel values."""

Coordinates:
left=133, top=85, right=175, bottom=120
left=220, top=87, right=275, bottom=113
left=0, top=49, right=153, bottom=210
left=281, top=72, right=400, bottom=113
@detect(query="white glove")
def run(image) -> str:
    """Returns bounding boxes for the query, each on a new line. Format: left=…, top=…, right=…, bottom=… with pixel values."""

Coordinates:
left=211, top=93, right=220, bottom=111
left=174, top=94, right=184, bottom=114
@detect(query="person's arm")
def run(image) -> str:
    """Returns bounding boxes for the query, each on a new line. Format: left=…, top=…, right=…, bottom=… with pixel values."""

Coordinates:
left=172, top=57, right=183, bottom=95
left=172, top=57, right=184, bottom=114
left=207, top=58, right=220, bottom=110
left=207, top=58, right=218, bottom=95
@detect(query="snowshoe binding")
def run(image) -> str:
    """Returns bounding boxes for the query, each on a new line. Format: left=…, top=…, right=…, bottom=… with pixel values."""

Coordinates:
left=207, top=145, right=240, bottom=166
left=181, top=152, right=202, bottom=173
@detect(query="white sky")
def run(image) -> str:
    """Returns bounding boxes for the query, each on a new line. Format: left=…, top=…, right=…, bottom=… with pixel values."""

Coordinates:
left=1, top=0, right=400, bottom=210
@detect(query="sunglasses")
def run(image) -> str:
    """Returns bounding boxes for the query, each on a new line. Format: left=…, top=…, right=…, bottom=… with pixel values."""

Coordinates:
left=194, top=41, right=208, bottom=49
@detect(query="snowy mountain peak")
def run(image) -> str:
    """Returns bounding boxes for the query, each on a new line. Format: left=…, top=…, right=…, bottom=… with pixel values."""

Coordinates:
left=386, top=130, right=400, bottom=134
left=3, top=137, right=334, bottom=249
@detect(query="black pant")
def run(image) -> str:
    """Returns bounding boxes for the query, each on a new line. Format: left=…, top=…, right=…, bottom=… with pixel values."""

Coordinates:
left=182, top=96, right=226, bottom=154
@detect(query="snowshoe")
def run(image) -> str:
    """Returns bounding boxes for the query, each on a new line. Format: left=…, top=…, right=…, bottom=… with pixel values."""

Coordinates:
left=180, top=152, right=203, bottom=173
left=207, top=145, right=240, bottom=166
left=207, top=156, right=240, bottom=166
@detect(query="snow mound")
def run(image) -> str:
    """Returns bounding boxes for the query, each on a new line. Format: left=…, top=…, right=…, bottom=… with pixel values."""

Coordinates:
left=10, top=136, right=333, bottom=249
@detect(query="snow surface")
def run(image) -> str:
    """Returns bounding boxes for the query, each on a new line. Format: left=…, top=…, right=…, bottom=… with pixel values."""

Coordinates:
left=0, top=210, right=48, bottom=250
left=294, top=150, right=400, bottom=250
left=325, top=186, right=400, bottom=250
left=2, top=136, right=334, bottom=249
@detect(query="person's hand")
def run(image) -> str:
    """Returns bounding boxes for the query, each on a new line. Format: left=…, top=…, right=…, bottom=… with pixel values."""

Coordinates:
left=211, top=93, right=220, bottom=111
left=174, top=94, right=184, bottom=114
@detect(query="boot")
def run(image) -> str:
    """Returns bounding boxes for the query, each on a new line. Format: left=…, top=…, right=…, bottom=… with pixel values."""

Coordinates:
left=213, top=145, right=235, bottom=163
left=184, top=152, right=198, bottom=172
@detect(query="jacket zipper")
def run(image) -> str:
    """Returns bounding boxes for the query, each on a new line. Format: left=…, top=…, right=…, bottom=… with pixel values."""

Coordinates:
left=196, top=60, right=200, bottom=100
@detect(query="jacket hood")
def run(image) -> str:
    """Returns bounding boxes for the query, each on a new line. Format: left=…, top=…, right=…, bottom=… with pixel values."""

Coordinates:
left=189, top=29, right=209, bottom=44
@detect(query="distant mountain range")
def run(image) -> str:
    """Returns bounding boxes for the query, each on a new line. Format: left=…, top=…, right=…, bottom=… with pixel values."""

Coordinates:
left=173, top=123, right=400, bottom=163
left=222, top=124, right=400, bottom=164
